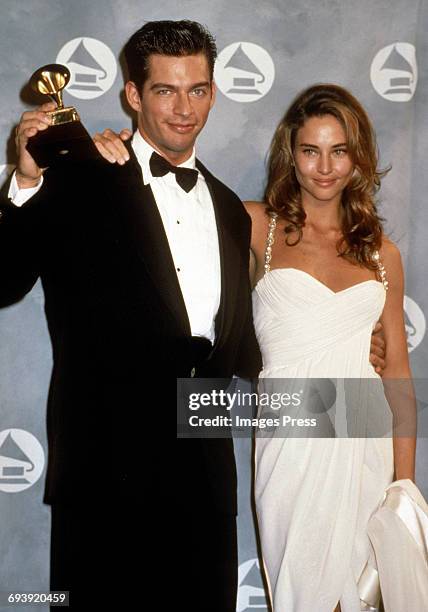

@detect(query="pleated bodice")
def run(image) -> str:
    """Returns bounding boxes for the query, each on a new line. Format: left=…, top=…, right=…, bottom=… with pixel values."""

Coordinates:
left=252, top=267, right=386, bottom=379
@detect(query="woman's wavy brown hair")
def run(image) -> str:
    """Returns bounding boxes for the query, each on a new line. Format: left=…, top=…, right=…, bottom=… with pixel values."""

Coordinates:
left=265, top=83, right=389, bottom=268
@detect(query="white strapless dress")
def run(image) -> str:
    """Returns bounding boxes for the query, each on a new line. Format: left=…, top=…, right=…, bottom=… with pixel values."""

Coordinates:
left=252, top=268, right=394, bottom=612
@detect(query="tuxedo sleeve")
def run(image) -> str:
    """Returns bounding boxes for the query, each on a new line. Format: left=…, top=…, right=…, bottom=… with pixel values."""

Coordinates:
left=234, top=287, right=262, bottom=379
left=234, top=224, right=262, bottom=379
left=0, top=171, right=53, bottom=307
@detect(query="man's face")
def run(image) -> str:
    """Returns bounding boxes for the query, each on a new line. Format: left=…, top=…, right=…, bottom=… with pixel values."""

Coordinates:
left=125, top=53, right=216, bottom=164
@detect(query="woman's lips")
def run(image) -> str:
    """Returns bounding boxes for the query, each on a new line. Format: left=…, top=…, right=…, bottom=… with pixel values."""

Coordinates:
left=313, top=178, right=337, bottom=187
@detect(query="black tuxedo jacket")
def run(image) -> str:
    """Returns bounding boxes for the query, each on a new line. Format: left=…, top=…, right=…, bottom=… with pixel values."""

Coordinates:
left=0, top=146, right=261, bottom=514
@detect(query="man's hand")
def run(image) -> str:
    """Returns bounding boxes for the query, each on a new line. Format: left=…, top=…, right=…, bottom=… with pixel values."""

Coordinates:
left=93, top=128, right=132, bottom=165
left=370, top=321, right=386, bottom=376
left=14, top=101, right=54, bottom=188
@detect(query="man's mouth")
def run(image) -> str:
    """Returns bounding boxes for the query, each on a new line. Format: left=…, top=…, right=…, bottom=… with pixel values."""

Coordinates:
left=168, top=123, right=195, bottom=133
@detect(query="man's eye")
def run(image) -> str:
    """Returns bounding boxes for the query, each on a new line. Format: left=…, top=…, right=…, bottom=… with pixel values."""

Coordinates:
left=192, top=88, right=205, bottom=96
left=157, top=89, right=171, bottom=95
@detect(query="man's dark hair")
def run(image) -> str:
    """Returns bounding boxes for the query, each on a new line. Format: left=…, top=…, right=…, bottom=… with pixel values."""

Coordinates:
left=124, top=20, right=217, bottom=93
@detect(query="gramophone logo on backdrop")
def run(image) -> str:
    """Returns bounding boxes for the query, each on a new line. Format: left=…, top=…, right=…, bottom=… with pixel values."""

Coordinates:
left=0, top=429, right=45, bottom=493
left=370, top=43, right=417, bottom=102
left=404, top=295, right=426, bottom=352
left=237, top=558, right=268, bottom=611
left=56, top=37, right=117, bottom=100
left=215, top=42, right=275, bottom=102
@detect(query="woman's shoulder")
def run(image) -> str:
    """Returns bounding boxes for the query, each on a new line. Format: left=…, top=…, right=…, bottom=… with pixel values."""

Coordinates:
left=379, top=236, right=402, bottom=265
left=243, top=200, right=267, bottom=217
left=243, top=200, right=280, bottom=227
left=243, top=201, right=276, bottom=250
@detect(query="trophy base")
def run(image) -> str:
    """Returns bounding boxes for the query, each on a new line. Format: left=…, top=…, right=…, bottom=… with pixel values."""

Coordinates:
left=27, top=118, right=100, bottom=167
left=48, top=106, right=80, bottom=126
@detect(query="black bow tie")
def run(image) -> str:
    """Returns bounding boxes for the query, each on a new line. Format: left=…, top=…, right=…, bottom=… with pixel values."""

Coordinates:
left=149, top=151, right=199, bottom=193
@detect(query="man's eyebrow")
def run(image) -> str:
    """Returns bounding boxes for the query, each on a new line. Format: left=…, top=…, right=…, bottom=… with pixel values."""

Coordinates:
left=189, top=81, right=211, bottom=88
left=150, top=82, right=173, bottom=90
left=150, top=81, right=211, bottom=90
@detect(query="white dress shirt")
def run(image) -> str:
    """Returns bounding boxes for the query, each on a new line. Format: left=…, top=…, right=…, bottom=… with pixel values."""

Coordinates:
left=9, top=132, right=221, bottom=343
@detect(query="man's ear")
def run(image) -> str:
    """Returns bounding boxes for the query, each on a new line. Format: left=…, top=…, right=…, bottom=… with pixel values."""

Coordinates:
left=210, top=80, right=217, bottom=109
left=125, top=81, right=142, bottom=112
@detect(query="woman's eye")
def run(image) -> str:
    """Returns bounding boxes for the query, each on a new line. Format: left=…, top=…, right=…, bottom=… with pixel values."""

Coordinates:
left=334, top=149, right=348, bottom=156
left=303, top=148, right=317, bottom=156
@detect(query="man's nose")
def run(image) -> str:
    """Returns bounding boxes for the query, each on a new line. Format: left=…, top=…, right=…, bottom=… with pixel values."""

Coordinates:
left=174, top=93, right=192, bottom=116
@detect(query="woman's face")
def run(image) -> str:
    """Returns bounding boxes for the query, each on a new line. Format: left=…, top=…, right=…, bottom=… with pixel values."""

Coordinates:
left=293, top=114, right=354, bottom=206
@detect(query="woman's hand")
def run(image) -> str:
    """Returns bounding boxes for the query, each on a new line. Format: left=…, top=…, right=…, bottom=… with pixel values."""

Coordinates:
left=369, top=321, right=386, bottom=375
left=93, top=128, right=132, bottom=165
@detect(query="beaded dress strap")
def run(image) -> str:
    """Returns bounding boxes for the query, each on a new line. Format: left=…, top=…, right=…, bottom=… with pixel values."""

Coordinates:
left=373, top=250, right=389, bottom=291
left=264, top=213, right=278, bottom=274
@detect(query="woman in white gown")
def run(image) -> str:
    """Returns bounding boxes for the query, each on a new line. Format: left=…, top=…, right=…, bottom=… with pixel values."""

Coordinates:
left=245, top=85, right=423, bottom=611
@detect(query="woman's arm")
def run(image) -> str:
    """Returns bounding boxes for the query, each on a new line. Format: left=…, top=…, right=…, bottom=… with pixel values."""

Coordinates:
left=379, top=239, right=416, bottom=481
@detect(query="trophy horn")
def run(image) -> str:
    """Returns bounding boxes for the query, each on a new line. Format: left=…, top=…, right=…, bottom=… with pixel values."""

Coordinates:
left=29, top=63, right=71, bottom=109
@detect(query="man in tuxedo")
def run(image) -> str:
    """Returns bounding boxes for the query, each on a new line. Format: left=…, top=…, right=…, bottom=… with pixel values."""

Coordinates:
left=0, top=20, right=260, bottom=611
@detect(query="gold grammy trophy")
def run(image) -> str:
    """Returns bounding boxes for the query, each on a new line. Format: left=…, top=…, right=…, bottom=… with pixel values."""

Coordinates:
left=27, top=63, right=99, bottom=166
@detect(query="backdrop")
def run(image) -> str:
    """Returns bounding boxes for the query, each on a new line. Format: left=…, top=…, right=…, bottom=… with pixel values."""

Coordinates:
left=0, top=1, right=427, bottom=610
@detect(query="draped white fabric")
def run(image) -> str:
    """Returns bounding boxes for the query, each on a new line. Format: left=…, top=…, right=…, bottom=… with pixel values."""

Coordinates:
left=366, top=479, right=428, bottom=611
left=253, top=269, right=395, bottom=612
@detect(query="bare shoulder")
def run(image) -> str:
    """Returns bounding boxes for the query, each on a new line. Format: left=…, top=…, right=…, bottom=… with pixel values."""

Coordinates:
left=243, top=201, right=274, bottom=254
left=379, top=236, right=402, bottom=266
left=243, top=200, right=267, bottom=219
left=243, top=200, right=271, bottom=236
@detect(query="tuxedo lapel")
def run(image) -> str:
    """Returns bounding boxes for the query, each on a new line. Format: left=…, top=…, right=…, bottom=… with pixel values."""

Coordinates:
left=196, top=160, right=241, bottom=353
left=110, top=144, right=191, bottom=336
left=104, top=148, right=241, bottom=346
